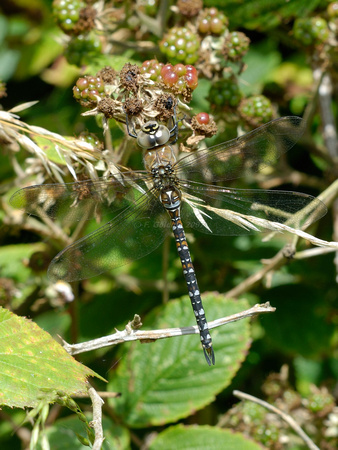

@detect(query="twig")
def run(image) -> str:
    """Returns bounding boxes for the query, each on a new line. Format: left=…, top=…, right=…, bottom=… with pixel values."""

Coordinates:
left=88, top=386, right=105, bottom=450
left=226, top=179, right=338, bottom=298
left=233, top=390, right=320, bottom=450
left=61, top=302, right=275, bottom=355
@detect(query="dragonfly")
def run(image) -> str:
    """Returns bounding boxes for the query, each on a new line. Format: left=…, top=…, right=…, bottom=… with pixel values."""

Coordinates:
left=10, top=116, right=327, bottom=365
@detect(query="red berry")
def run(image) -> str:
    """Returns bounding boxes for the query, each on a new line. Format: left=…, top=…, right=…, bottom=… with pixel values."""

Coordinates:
left=161, top=64, right=174, bottom=77
left=173, top=63, right=186, bottom=76
left=195, top=112, right=210, bottom=124
left=185, top=71, right=198, bottom=89
left=162, top=71, right=179, bottom=86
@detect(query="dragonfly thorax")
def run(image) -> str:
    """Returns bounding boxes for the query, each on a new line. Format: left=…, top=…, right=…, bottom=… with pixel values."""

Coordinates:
left=143, top=145, right=177, bottom=171
left=137, top=121, right=170, bottom=149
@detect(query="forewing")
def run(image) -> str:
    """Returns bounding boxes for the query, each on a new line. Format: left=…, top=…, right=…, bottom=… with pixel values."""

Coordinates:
left=9, top=171, right=149, bottom=224
left=175, top=117, right=305, bottom=183
left=48, top=191, right=170, bottom=282
left=181, top=182, right=327, bottom=236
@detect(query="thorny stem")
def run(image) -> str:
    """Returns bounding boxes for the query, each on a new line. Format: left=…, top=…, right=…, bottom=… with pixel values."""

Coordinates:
left=88, top=386, right=105, bottom=450
left=232, top=390, right=320, bottom=450
left=61, top=303, right=275, bottom=355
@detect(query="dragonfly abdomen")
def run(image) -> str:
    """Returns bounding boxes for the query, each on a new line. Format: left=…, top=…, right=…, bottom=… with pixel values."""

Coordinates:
left=161, top=188, right=215, bottom=366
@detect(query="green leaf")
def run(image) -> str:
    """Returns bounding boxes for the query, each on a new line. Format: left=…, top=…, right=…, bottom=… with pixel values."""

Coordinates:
left=31, top=136, right=67, bottom=165
left=108, top=294, right=251, bottom=427
left=0, top=307, right=104, bottom=409
left=39, top=415, right=130, bottom=450
left=262, top=285, right=335, bottom=358
left=149, top=425, right=262, bottom=450
left=209, top=0, right=322, bottom=30
left=0, top=243, right=45, bottom=281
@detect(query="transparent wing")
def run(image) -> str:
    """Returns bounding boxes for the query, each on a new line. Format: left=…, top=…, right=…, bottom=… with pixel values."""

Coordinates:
left=181, top=181, right=327, bottom=235
left=175, top=117, right=305, bottom=183
left=48, top=190, right=170, bottom=282
left=10, top=171, right=150, bottom=224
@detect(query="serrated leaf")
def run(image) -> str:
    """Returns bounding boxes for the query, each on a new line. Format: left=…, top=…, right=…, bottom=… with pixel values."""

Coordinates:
left=0, top=307, right=104, bottom=409
left=149, top=424, right=262, bottom=450
left=108, top=294, right=251, bottom=427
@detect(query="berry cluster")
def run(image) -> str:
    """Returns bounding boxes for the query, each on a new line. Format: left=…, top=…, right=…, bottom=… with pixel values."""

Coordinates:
left=73, top=76, right=105, bottom=107
left=222, top=32, right=250, bottom=62
left=65, top=33, right=102, bottom=66
left=52, top=0, right=85, bottom=33
left=293, top=17, right=330, bottom=46
left=239, top=95, right=273, bottom=125
left=140, top=60, right=199, bottom=91
left=209, top=78, right=242, bottom=109
left=197, top=7, right=228, bottom=35
left=159, top=27, right=200, bottom=65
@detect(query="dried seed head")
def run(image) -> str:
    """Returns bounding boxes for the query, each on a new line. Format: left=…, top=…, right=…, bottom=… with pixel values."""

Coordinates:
left=97, top=96, right=118, bottom=119
left=123, top=98, right=144, bottom=116
left=177, top=0, right=203, bottom=18
left=154, top=94, right=177, bottom=121
left=120, top=63, right=141, bottom=94
left=72, top=6, right=97, bottom=35
left=97, top=66, right=117, bottom=84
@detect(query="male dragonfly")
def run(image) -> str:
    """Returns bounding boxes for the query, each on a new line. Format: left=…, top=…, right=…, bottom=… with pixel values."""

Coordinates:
left=10, top=116, right=327, bottom=365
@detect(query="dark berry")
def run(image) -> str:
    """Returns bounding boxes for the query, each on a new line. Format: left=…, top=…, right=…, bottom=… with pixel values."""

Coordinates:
left=65, top=33, right=102, bottom=66
left=209, top=78, right=242, bottom=109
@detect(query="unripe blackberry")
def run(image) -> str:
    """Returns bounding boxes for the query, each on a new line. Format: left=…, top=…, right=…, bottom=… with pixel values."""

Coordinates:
left=160, top=63, right=199, bottom=91
left=140, top=59, right=164, bottom=81
left=293, top=17, right=330, bottom=46
left=209, top=78, right=242, bottom=109
left=239, top=95, right=274, bottom=126
left=77, top=131, right=104, bottom=150
left=222, top=32, right=250, bottom=62
left=73, top=75, right=105, bottom=107
left=52, top=0, right=85, bottom=33
left=197, top=7, right=228, bottom=36
left=160, top=27, right=200, bottom=65
left=65, top=34, right=102, bottom=66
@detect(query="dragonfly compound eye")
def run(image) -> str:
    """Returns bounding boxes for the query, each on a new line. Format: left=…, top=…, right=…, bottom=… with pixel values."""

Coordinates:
left=137, top=122, right=171, bottom=149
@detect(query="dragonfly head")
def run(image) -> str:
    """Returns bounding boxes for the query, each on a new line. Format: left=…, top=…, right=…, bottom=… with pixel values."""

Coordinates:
left=137, top=121, right=170, bottom=149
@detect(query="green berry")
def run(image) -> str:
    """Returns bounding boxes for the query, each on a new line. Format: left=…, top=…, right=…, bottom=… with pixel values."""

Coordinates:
left=160, top=27, right=200, bottom=65
left=197, top=7, right=228, bottom=36
left=65, top=33, right=102, bottom=66
left=223, top=32, right=250, bottom=62
left=209, top=78, right=242, bottom=108
left=239, top=95, right=274, bottom=124
left=293, top=17, right=330, bottom=46
left=52, top=0, right=85, bottom=34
